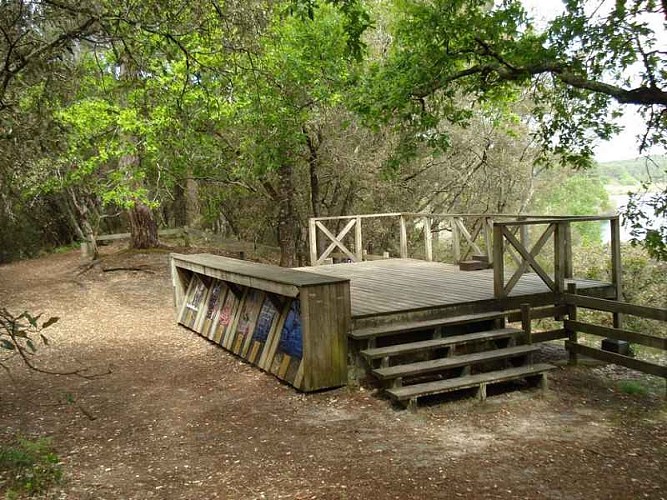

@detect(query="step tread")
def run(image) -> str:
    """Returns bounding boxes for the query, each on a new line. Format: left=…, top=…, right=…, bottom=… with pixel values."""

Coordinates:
left=361, top=328, right=523, bottom=360
left=372, top=344, right=539, bottom=380
left=350, top=311, right=506, bottom=340
left=387, top=363, right=556, bottom=401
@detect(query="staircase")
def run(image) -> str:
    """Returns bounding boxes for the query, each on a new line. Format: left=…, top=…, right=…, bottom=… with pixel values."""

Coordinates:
left=351, top=311, right=555, bottom=410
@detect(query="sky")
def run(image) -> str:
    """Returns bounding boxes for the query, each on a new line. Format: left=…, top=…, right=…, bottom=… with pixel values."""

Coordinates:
left=521, top=0, right=666, bottom=163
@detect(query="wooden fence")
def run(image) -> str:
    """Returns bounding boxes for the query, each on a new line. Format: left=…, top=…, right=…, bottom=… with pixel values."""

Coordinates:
left=491, top=216, right=621, bottom=300
left=308, top=212, right=621, bottom=302
left=562, top=287, right=666, bottom=381
left=519, top=286, right=666, bottom=387
left=308, top=212, right=534, bottom=266
left=82, top=227, right=279, bottom=259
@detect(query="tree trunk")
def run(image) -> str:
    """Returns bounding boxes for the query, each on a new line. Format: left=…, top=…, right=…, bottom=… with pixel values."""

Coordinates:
left=186, top=177, right=201, bottom=228
left=277, top=163, right=298, bottom=267
left=129, top=201, right=159, bottom=249
left=67, top=188, right=98, bottom=260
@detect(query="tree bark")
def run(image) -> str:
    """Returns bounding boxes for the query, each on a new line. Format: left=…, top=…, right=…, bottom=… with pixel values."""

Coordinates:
left=128, top=201, right=159, bottom=249
left=67, top=188, right=98, bottom=260
left=276, top=163, right=298, bottom=267
left=185, top=176, right=201, bottom=228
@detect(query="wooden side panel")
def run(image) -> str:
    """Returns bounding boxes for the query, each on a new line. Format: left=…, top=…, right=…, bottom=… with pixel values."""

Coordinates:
left=171, top=259, right=352, bottom=392
left=178, top=274, right=208, bottom=330
left=229, top=289, right=265, bottom=356
left=222, top=288, right=247, bottom=349
left=212, top=285, right=239, bottom=344
left=299, top=281, right=350, bottom=391
left=171, top=258, right=190, bottom=313
left=202, top=281, right=227, bottom=340
left=246, top=296, right=281, bottom=364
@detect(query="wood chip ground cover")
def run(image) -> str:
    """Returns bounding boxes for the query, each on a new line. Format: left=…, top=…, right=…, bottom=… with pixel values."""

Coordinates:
left=0, top=245, right=665, bottom=499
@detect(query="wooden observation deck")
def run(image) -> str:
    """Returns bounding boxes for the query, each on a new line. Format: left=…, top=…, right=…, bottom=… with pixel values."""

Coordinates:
left=171, top=212, right=657, bottom=409
left=297, top=258, right=615, bottom=327
left=301, top=212, right=624, bottom=407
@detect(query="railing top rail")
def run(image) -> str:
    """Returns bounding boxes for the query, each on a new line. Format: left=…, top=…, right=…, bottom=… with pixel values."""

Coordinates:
left=310, top=213, right=619, bottom=223
left=310, top=213, right=405, bottom=222
left=495, top=215, right=618, bottom=226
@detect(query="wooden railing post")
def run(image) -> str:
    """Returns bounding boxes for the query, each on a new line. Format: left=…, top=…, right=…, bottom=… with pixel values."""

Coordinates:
left=554, top=221, right=566, bottom=293
left=493, top=223, right=505, bottom=298
left=423, top=216, right=433, bottom=261
left=521, top=303, right=532, bottom=346
left=519, top=216, right=530, bottom=273
left=451, top=217, right=461, bottom=263
left=565, top=282, right=578, bottom=365
left=484, top=217, right=493, bottom=263
left=355, top=216, right=363, bottom=262
left=399, top=214, right=408, bottom=258
left=309, top=218, right=318, bottom=266
left=610, top=216, right=623, bottom=328
left=564, top=221, right=573, bottom=279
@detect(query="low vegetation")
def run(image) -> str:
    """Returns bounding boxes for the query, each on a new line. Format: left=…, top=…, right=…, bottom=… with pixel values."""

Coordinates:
left=0, top=437, right=62, bottom=498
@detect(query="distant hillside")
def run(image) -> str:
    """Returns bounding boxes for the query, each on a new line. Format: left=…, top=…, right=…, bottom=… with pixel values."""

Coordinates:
left=594, top=155, right=667, bottom=186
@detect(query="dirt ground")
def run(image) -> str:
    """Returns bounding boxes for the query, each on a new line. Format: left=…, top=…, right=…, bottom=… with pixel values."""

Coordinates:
left=0, top=244, right=665, bottom=499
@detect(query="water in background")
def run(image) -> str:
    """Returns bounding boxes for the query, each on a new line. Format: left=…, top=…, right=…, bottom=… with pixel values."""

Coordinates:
left=601, top=192, right=665, bottom=243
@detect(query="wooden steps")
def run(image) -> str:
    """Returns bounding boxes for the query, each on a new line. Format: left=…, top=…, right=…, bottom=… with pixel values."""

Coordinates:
left=387, top=364, right=556, bottom=404
left=360, top=327, right=523, bottom=361
left=350, top=310, right=506, bottom=340
left=351, top=310, right=555, bottom=409
left=372, top=344, right=538, bottom=380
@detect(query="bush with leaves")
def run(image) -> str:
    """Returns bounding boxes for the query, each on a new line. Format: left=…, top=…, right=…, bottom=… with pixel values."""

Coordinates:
left=0, top=436, right=63, bottom=497
left=0, top=309, right=59, bottom=374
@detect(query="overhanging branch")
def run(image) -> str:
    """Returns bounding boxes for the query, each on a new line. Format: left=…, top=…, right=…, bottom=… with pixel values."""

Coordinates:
left=413, top=61, right=667, bottom=107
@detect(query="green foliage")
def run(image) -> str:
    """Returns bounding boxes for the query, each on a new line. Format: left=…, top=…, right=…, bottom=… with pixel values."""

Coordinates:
left=617, top=380, right=649, bottom=397
left=574, top=243, right=667, bottom=337
left=0, top=309, right=59, bottom=370
left=231, top=2, right=355, bottom=174
left=356, top=0, right=665, bottom=165
left=625, top=185, right=667, bottom=261
left=531, top=173, right=611, bottom=244
left=0, top=436, right=63, bottom=497
left=594, top=156, right=667, bottom=187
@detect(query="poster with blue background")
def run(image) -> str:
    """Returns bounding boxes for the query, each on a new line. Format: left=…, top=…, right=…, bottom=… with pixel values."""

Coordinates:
left=278, top=300, right=302, bottom=359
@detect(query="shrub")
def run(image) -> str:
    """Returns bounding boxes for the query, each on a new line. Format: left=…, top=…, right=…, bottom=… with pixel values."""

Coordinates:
left=0, top=436, right=63, bottom=497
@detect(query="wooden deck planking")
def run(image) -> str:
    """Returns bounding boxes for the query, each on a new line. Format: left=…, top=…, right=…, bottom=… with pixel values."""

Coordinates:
left=297, top=259, right=612, bottom=319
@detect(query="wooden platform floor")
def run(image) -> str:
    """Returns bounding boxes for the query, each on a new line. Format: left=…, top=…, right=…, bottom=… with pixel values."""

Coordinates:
left=297, top=259, right=614, bottom=320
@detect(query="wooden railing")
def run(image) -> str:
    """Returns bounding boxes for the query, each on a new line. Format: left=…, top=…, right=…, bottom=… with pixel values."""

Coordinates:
left=309, top=213, right=622, bottom=302
left=308, top=212, right=534, bottom=266
left=491, top=216, right=621, bottom=301
left=519, top=289, right=666, bottom=390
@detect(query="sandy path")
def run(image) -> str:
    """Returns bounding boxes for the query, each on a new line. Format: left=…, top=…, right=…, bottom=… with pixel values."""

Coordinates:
left=0, top=247, right=665, bottom=499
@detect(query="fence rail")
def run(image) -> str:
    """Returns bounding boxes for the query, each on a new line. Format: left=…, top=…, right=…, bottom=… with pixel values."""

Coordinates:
left=519, top=290, right=666, bottom=387
left=309, top=212, right=621, bottom=304
left=308, top=212, right=536, bottom=267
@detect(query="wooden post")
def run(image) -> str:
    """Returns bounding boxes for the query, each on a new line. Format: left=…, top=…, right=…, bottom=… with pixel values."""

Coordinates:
left=554, top=222, right=566, bottom=293
left=484, top=217, right=493, bottom=263
left=566, top=282, right=578, bottom=365
left=493, top=224, right=505, bottom=299
left=564, top=222, right=573, bottom=279
left=610, top=217, right=623, bottom=328
left=424, top=216, right=433, bottom=261
left=309, top=218, right=318, bottom=266
left=355, top=216, right=363, bottom=262
left=519, top=216, right=530, bottom=273
left=451, top=217, right=461, bottom=263
left=399, top=215, right=408, bottom=258
left=169, top=255, right=188, bottom=311
left=521, top=303, right=532, bottom=346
